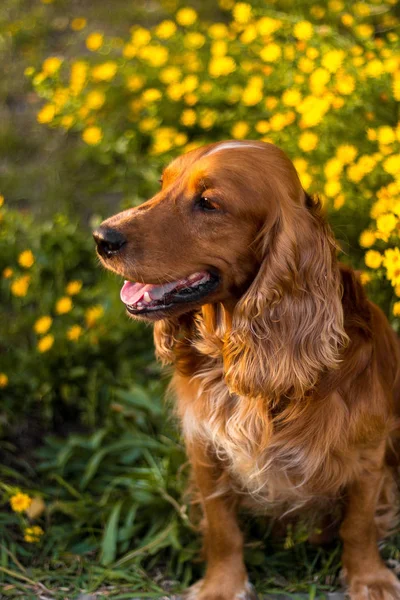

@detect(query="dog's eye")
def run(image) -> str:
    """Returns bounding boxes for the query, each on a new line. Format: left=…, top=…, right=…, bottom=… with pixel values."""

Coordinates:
left=196, top=197, right=218, bottom=212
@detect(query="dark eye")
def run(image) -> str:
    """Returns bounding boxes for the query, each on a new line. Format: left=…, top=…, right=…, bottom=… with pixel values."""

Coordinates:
left=196, top=196, right=218, bottom=212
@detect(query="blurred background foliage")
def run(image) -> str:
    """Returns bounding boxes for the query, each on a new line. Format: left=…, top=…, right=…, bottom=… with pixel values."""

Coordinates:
left=0, top=0, right=400, bottom=597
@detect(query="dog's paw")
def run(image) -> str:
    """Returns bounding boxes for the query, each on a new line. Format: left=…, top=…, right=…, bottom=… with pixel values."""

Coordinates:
left=346, top=566, right=400, bottom=600
left=179, top=578, right=258, bottom=600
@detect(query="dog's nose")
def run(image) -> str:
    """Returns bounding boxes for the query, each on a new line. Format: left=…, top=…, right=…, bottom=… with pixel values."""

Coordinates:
left=93, top=226, right=126, bottom=258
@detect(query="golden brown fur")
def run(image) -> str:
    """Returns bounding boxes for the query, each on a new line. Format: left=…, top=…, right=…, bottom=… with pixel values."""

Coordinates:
left=95, top=141, right=400, bottom=600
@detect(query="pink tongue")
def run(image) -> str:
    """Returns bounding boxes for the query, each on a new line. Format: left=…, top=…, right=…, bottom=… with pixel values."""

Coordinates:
left=120, top=280, right=179, bottom=305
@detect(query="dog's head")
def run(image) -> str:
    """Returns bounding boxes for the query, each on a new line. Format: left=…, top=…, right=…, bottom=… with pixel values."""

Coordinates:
left=94, top=140, right=304, bottom=321
left=94, top=140, right=347, bottom=398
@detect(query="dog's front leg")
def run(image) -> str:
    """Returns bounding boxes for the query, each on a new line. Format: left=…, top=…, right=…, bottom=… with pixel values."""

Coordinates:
left=183, top=437, right=257, bottom=600
left=340, top=444, right=400, bottom=600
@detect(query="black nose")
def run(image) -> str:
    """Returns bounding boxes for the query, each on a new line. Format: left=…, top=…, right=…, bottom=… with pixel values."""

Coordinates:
left=93, top=226, right=126, bottom=258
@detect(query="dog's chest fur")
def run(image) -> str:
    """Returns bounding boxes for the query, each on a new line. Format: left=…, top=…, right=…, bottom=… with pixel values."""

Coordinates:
left=175, top=357, right=356, bottom=513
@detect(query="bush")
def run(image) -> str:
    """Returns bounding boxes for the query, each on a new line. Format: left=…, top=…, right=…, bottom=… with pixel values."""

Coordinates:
left=0, top=201, right=155, bottom=431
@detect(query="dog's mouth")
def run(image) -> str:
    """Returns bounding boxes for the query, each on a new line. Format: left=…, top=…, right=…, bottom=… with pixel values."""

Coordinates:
left=120, top=270, right=220, bottom=316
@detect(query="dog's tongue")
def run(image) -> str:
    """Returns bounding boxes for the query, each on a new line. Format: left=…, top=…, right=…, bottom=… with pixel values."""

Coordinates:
left=120, top=272, right=209, bottom=306
left=120, top=280, right=179, bottom=305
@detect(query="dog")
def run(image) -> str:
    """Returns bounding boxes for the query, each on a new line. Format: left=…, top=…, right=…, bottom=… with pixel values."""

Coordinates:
left=93, top=140, right=400, bottom=600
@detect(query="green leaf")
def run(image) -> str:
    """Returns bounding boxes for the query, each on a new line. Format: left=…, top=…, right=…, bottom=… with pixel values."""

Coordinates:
left=100, top=500, right=122, bottom=566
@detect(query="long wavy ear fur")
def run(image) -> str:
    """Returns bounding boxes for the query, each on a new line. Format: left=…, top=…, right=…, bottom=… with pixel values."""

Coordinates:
left=154, top=318, right=181, bottom=365
left=223, top=193, right=349, bottom=400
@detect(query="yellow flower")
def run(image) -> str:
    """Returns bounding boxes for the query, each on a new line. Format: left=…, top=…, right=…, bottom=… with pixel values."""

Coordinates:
left=56, top=296, right=73, bottom=314
left=293, top=21, right=313, bottom=41
left=71, top=17, right=87, bottom=31
left=0, top=373, right=8, bottom=388
left=264, top=97, right=277, bottom=110
left=260, top=44, right=281, bottom=63
left=142, top=88, right=162, bottom=103
left=383, top=155, right=400, bottom=176
left=66, top=280, right=82, bottom=295
left=159, top=66, right=181, bottom=85
left=209, top=56, right=236, bottom=77
left=359, top=231, right=376, bottom=248
left=91, top=62, right=117, bottom=82
left=298, top=57, right=314, bottom=74
left=211, top=41, right=227, bottom=57
left=377, top=213, right=397, bottom=237
left=257, top=17, right=281, bottom=36
left=268, top=113, right=287, bottom=131
left=180, top=109, right=197, bottom=127
left=176, top=7, right=197, bottom=27
left=359, top=272, right=371, bottom=286
left=325, top=158, right=343, bottom=179
left=24, top=526, right=44, bottom=543
left=336, top=73, right=355, bottom=95
left=383, top=248, right=400, bottom=284
left=123, top=43, right=137, bottom=59
left=324, top=180, right=341, bottom=197
left=240, top=24, right=257, bottom=44
left=231, top=121, right=249, bottom=139
left=139, top=45, right=169, bottom=67
left=18, top=250, right=35, bottom=268
left=139, top=117, right=160, bottom=133
left=37, top=104, right=56, bottom=124
left=42, top=57, right=62, bottom=75
left=242, top=86, right=263, bottom=106
left=232, top=2, right=252, bottom=24
left=298, top=132, right=318, bottom=152
left=60, top=115, right=74, bottom=129
left=184, top=32, right=205, bottom=49
left=393, top=302, right=400, bottom=317
left=293, top=158, right=308, bottom=174
left=321, top=50, right=344, bottom=73
left=10, top=493, right=32, bottom=513
left=3, top=267, right=13, bottom=278
left=130, top=27, right=151, bottom=46
left=355, top=24, right=373, bottom=38
left=70, top=61, right=87, bottom=95
left=336, top=145, right=357, bottom=165
left=37, top=334, right=54, bottom=353
left=333, top=194, right=345, bottom=210
left=377, top=126, right=395, bottom=145
left=82, top=126, right=103, bottom=145
left=85, top=305, right=104, bottom=327
left=341, top=13, right=354, bottom=27
left=67, top=325, right=83, bottom=341
left=155, top=20, right=177, bottom=39
left=126, top=74, right=146, bottom=91
left=34, top=316, right=53, bottom=335
left=209, top=23, right=229, bottom=39
left=86, top=32, right=103, bottom=51
left=255, top=120, right=269, bottom=134
left=11, top=275, right=30, bottom=297
left=365, top=59, right=384, bottom=78
left=0, top=194, right=4, bottom=206
left=309, top=68, right=330, bottom=95
left=365, top=250, right=382, bottom=269
left=282, top=89, right=302, bottom=107
left=86, top=91, right=106, bottom=110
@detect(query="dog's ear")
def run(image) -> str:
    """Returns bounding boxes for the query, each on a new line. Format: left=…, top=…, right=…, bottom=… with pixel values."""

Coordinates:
left=223, top=194, right=348, bottom=400
left=154, top=318, right=181, bottom=364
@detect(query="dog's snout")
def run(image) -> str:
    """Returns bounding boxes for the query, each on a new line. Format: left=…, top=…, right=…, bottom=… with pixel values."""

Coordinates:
left=93, top=226, right=126, bottom=258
